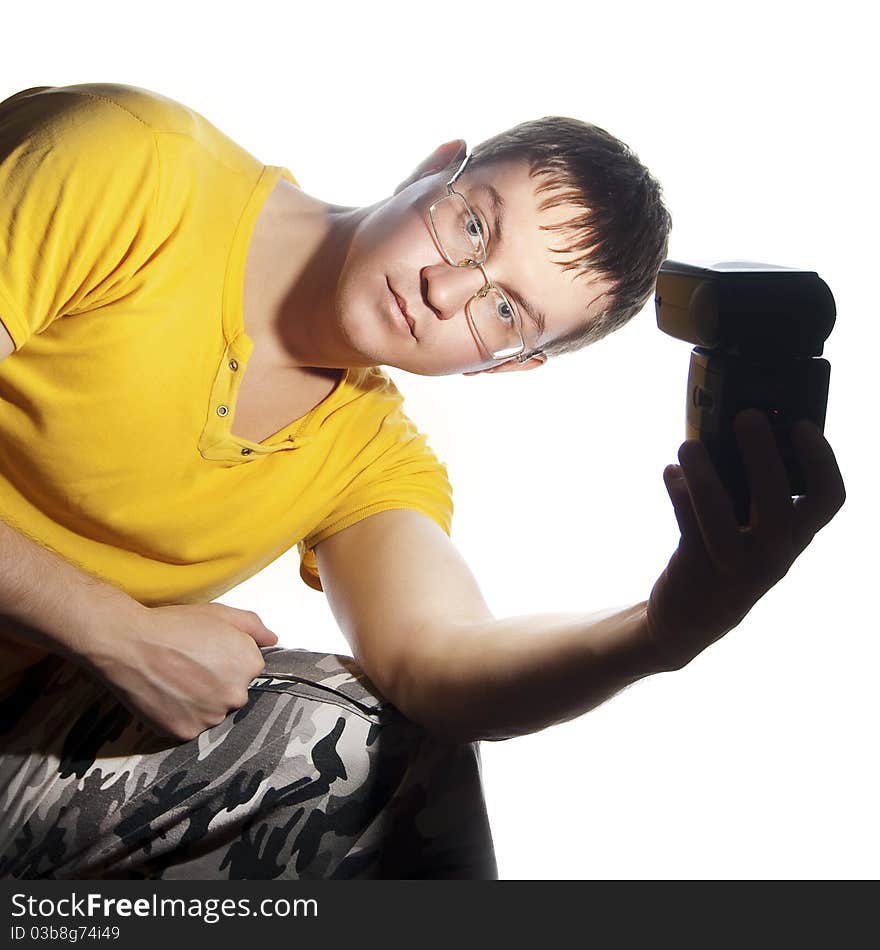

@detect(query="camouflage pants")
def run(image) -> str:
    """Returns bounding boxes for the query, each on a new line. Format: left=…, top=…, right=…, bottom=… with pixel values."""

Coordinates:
left=0, top=646, right=498, bottom=879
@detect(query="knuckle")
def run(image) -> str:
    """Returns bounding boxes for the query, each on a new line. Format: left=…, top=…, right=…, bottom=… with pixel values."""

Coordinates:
left=200, top=711, right=226, bottom=731
left=770, top=559, right=791, bottom=586
left=767, top=540, right=792, bottom=570
left=755, top=551, right=789, bottom=587
left=223, top=686, right=248, bottom=709
left=820, top=500, right=842, bottom=528
left=222, top=689, right=243, bottom=709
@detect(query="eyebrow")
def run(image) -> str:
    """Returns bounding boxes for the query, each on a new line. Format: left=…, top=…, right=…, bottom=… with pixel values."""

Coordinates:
left=472, top=182, right=548, bottom=342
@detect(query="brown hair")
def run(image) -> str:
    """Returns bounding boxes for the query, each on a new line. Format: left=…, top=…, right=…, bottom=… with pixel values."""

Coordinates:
left=467, top=116, right=672, bottom=359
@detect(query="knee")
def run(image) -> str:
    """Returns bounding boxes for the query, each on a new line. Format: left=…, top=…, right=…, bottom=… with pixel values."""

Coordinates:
left=248, top=649, right=496, bottom=878
left=257, top=647, right=393, bottom=714
left=250, top=646, right=425, bottom=777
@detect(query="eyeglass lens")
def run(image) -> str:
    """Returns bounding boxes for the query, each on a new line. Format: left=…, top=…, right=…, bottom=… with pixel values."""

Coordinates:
left=430, top=193, right=524, bottom=358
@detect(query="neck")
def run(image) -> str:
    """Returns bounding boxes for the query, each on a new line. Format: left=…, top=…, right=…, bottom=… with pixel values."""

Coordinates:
left=246, top=179, right=377, bottom=370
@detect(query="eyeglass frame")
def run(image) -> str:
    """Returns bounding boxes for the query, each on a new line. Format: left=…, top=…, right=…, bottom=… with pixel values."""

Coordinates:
left=427, top=151, right=544, bottom=365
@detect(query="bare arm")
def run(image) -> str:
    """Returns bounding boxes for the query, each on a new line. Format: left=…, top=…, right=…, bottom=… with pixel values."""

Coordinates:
left=315, top=413, right=845, bottom=745
left=316, top=510, right=663, bottom=744
left=0, top=513, right=147, bottom=667
left=0, top=324, right=277, bottom=739
left=408, top=603, right=657, bottom=742
left=0, top=508, right=285, bottom=746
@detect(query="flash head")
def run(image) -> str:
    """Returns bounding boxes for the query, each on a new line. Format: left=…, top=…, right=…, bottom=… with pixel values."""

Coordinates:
left=654, top=259, right=836, bottom=524
left=655, top=259, right=835, bottom=358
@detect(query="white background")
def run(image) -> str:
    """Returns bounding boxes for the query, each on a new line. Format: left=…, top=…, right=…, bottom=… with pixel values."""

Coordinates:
left=3, top=0, right=875, bottom=879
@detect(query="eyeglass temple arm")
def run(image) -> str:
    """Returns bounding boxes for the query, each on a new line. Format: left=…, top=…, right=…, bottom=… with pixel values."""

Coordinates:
left=447, top=151, right=472, bottom=191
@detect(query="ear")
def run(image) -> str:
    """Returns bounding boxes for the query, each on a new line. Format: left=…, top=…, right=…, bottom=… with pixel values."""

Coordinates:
left=393, top=139, right=467, bottom=196
left=462, top=352, right=548, bottom=376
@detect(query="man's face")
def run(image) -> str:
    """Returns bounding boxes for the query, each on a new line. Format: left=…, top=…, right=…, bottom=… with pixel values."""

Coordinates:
left=334, top=153, right=614, bottom=376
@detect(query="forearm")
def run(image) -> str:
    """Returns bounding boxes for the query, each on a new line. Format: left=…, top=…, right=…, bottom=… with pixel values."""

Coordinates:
left=0, top=516, right=146, bottom=667
left=400, top=600, right=670, bottom=744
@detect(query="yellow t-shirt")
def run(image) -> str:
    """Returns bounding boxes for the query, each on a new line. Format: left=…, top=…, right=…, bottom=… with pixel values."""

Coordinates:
left=0, top=83, right=453, bottom=604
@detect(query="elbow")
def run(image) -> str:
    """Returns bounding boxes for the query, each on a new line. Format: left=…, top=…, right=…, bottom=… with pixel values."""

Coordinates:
left=390, top=664, right=516, bottom=745
left=345, top=640, right=457, bottom=742
left=404, top=705, right=492, bottom=746
left=385, top=645, right=484, bottom=746
left=363, top=619, right=504, bottom=746
left=384, top=667, right=467, bottom=744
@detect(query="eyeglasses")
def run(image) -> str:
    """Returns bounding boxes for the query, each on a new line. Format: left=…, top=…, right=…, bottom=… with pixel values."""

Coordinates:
left=427, top=152, right=542, bottom=364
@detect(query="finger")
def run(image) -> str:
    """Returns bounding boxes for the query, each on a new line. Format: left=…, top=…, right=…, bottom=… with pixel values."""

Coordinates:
left=734, top=409, right=794, bottom=542
left=209, top=603, right=278, bottom=644
left=677, top=438, right=745, bottom=575
left=249, top=626, right=280, bottom=647
left=790, top=420, right=847, bottom=553
left=663, top=464, right=702, bottom=548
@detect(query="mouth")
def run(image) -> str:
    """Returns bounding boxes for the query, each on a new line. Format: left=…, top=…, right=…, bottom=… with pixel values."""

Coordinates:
left=387, top=280, right=416, bottom=339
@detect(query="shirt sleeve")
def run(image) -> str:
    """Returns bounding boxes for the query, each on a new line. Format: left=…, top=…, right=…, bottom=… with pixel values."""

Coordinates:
left=0, top=86, right=160, bottom=351
left=297, top=407, right=454, bottom=593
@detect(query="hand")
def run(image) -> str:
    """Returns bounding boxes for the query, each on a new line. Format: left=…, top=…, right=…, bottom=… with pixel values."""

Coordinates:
left=645, top=409, right=846, bottom=672
left=84, top=602, right=279, bottom=742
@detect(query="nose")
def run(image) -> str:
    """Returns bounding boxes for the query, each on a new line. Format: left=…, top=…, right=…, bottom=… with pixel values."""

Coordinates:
left=422, top=262, right=487, bottom=321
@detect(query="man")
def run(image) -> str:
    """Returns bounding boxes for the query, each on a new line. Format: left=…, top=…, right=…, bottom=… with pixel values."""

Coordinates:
left=0, top=83, right=845, bottom=878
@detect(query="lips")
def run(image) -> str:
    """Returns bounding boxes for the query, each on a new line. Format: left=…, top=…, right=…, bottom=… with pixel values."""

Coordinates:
left=388, top=281, right=416, bottom=338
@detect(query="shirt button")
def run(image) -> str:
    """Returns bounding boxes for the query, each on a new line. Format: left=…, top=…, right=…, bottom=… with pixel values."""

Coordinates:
left=241, top=447, right=252, bottom=456
left=217, top=405, right=229, bottom=416
left=229, top=359, right=238, bottom=371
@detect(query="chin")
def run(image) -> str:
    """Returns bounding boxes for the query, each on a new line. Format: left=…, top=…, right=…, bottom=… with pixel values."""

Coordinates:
left=402, top=357, right=471, bottom=378
left=337, top=289, right=393, bottom=359
left=332, top=304, right=377, bottom=362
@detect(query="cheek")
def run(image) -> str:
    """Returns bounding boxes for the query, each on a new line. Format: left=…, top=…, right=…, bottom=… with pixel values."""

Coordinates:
left=365, top=193, right=429, bottom=251
left=358, top=213, right=441, bottom=305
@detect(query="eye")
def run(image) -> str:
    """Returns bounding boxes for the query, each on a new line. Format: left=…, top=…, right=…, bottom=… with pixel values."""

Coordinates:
left=463, top=210, right=485, bottom=248
left=466, top=214, right=483, bottom=238
left=496, top=296, right=516, bottom=325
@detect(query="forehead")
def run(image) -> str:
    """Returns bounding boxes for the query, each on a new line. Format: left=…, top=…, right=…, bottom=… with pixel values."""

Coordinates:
left=457, top=157, right=613, bottom=345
